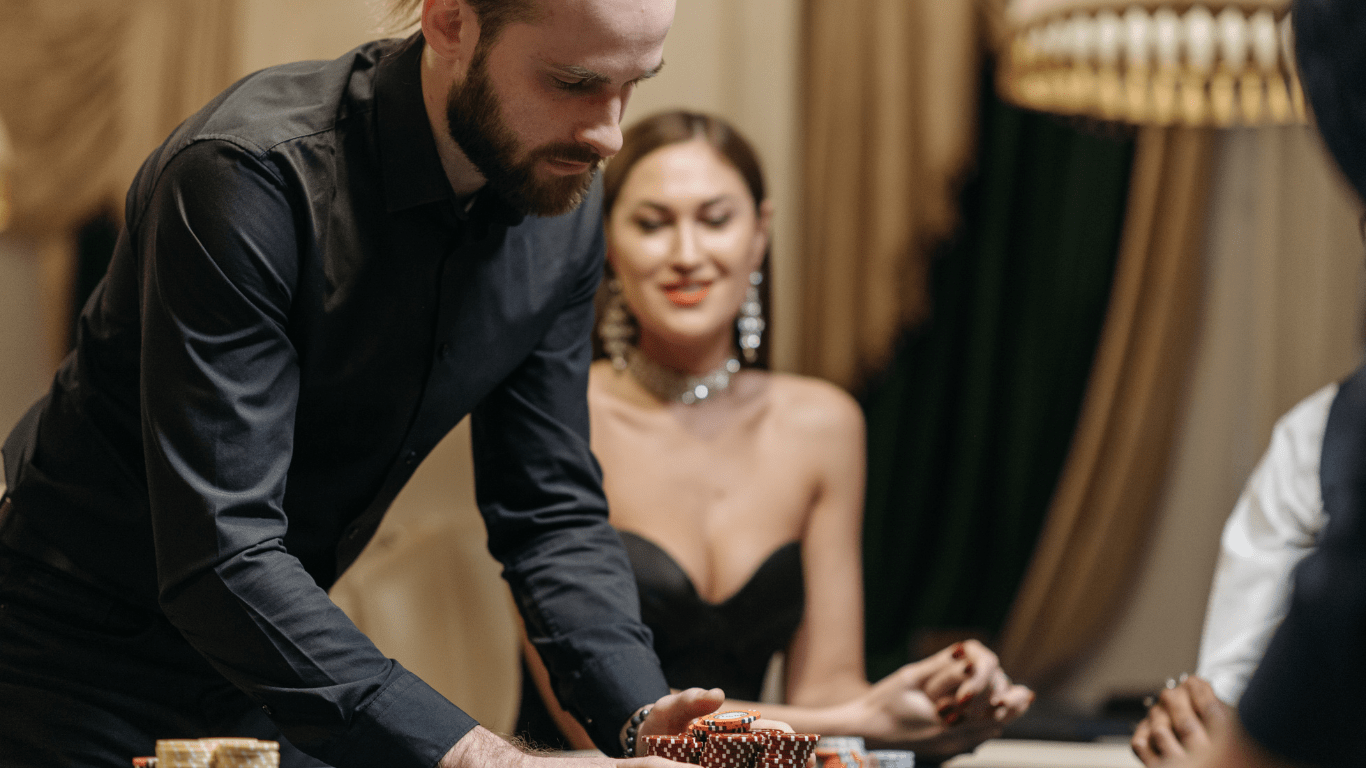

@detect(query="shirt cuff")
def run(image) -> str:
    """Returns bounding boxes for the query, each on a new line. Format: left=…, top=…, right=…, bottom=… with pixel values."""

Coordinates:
left=564, top=644, right=670, bottom=756
left=330, top=667, right=479, bottom=768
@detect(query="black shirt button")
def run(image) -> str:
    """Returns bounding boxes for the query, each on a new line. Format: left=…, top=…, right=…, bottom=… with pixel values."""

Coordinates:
left=404, top=450, right=418, bottom=466
left=261, top=704, right=273, bottom=716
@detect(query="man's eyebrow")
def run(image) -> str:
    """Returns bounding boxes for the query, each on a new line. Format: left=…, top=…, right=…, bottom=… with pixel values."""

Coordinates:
left=637, top=60, right=665, bottom=82
left=555, top=60, right=665, bottom=85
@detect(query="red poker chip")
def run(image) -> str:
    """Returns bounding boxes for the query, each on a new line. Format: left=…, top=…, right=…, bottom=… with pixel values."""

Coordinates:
left=710, top=733, right=763, bottom=743
left=702, top=710, right=761, bottom=732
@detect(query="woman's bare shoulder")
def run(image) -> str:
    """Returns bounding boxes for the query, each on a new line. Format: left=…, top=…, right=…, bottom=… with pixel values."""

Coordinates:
left=762, top=371, right=865, bottom=440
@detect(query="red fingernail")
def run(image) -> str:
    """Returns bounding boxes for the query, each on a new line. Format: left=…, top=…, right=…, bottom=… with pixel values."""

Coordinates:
left=945, top=712, right=961, bottom=725
left=964, top=663, right=975, bottom=675
left=958, top=691, right=975, bottom=706
left=937, top=703, right=954, bottom=718
left=952, top=644, right=966, bottom=660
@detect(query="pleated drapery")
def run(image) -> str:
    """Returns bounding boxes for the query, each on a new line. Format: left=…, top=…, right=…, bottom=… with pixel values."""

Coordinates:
left=798, top=0, right=983, bottom=392
left=859, top=86, right=1136, bottom=679
left=0, top=0, right=240, bottom=363
left=998, top=126, right=1215, bottom=686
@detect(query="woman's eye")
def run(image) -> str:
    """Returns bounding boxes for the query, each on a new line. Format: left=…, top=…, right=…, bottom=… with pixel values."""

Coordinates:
left=634, top=218, right=666, bottom=232
left=702, top=213, right=733, bottom=228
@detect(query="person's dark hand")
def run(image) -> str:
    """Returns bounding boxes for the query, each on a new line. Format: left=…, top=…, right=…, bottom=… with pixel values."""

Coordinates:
left=1131, top=675, right=1231, bottom=766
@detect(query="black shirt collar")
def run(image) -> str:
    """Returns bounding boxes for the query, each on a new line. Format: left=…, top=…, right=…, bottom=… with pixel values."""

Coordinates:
left=375, top=33, right=523, bottom=228
left=376, top=34, right=451, bottom=213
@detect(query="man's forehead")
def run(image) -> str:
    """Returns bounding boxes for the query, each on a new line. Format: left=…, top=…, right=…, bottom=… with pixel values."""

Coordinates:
left=526, top=0, right=674, bottom=47
left=501, top=0, right=673, bottom=78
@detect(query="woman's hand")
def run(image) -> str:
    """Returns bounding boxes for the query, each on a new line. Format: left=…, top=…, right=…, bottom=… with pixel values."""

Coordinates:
left=1131, top=675, right=1231, bottom=767
left=840, top=641, right=1033, bottom=760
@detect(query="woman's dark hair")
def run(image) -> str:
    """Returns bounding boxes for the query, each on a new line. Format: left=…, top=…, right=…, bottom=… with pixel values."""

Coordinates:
left=603, top=111, right=767, bottom=218
left=597, top=110, right=773, bottom=369
left=1293, top=0, right=1366, bottom=203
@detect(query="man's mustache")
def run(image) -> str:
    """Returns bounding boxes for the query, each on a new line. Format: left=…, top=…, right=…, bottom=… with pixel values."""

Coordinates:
left=535, top=143, right=603, bottom=166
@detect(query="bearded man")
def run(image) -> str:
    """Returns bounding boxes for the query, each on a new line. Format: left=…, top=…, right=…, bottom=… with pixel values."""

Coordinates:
left=0, top=1, right=732, bottom=766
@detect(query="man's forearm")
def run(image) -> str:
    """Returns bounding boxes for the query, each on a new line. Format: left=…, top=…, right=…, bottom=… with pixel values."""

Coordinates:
left=441, top=727, right=522, bottom=768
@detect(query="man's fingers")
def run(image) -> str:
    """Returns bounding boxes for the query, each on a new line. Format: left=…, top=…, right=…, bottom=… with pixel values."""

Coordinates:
left=1145, top=704, right=1187, bottom=760
left=641, top=688, right=725, bottom=736
left=751, top=718, right=795, bottom=733
left=1158, top=686, right=1207, bottom=750
left=1131, top=719, right=1160, bottom=766
left=1183, top=676, right=1230, bottom=734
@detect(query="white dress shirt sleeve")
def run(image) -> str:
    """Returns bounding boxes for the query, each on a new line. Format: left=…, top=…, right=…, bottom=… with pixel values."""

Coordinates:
left=1195, top=383, right=1335, bottom=705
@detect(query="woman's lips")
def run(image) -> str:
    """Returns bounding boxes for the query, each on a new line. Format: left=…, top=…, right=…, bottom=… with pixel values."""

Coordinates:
left=663, top=284, right=709, bottom=307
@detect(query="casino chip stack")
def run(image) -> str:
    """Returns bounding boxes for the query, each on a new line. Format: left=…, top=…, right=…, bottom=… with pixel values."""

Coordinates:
left=700, top=731, right=765, bottom=768
left=150, top=738, right=280, bottom=768
left=868, top=750, right=915, bottom=768
left=207, top=738, right=280, bottom=768
left=814, top=736, right=867, bottom=768
left=641, top=734, right=697, bottom=763
left=673, top=709, right=820, bottom=768
left=156, top=740, right=213, bottom=768
left=756, top=731, right=818, bottom=768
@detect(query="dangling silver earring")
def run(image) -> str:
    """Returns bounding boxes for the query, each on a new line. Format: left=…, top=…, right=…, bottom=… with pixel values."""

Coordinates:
left=599, top=277, right=634, bottom=370
left=738, top=271, right=765, bottom=364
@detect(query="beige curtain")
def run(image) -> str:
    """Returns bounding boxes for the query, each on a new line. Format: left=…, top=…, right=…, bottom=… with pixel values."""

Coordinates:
left=331, top=419, right=521, bottom=734
left=1052, top=126, right=1366, bottom=703
left=798, top=0, right=983, bottom=391
left=0, top=0, right=239, bottom=362
left=998, top=126, right=1216, bottom=686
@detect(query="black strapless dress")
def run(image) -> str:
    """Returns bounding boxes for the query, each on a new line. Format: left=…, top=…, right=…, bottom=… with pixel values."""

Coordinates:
left=515, top=530, right=805, bottom=749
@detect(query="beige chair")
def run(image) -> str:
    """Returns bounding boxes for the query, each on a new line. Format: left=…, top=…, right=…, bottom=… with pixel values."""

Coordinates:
left=331, top=418, right=521, bottom=734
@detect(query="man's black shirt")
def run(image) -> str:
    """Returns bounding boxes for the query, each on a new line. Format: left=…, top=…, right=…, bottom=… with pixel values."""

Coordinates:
left=1, top=35, right=668, bottom=768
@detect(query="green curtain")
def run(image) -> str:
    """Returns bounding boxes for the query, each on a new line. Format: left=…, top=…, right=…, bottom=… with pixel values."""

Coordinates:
left=860, top=78, right=1136, bottom=680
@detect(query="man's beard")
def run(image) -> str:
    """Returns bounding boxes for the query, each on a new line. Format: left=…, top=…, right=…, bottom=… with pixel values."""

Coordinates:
left=445, top=47, right=601, bottom=217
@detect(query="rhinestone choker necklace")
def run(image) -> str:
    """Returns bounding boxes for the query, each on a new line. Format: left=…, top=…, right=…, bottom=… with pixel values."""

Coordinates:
left=626, top=348, right=742, bottom=405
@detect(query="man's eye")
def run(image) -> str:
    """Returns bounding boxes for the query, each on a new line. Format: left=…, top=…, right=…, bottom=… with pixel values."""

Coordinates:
left=553, top=78, right=590, bottom=91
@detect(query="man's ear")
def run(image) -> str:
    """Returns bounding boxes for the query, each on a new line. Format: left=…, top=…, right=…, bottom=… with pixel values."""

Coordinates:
left=421, top=0, right=480, bottom=66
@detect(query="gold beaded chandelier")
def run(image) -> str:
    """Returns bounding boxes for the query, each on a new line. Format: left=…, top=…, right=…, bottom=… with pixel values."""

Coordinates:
left=997, top=0, right=1304, bottom=126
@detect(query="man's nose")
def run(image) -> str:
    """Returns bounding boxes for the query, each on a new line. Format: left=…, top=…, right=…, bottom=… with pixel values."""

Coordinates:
left=576, top=96, right=624, bottom=159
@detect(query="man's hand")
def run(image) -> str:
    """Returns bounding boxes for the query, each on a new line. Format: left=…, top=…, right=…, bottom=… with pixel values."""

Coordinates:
left=637, top=687, right=728, bottom=745
left=1131, top=675, right=1231, bottom=767
left=439, top=725, right=694, bottom=768
left=635, top=688, right=796, bottom=753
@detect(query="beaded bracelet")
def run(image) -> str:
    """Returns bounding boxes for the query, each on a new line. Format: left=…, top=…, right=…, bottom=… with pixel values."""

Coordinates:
left=622, top=705, right=652, bottom=756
